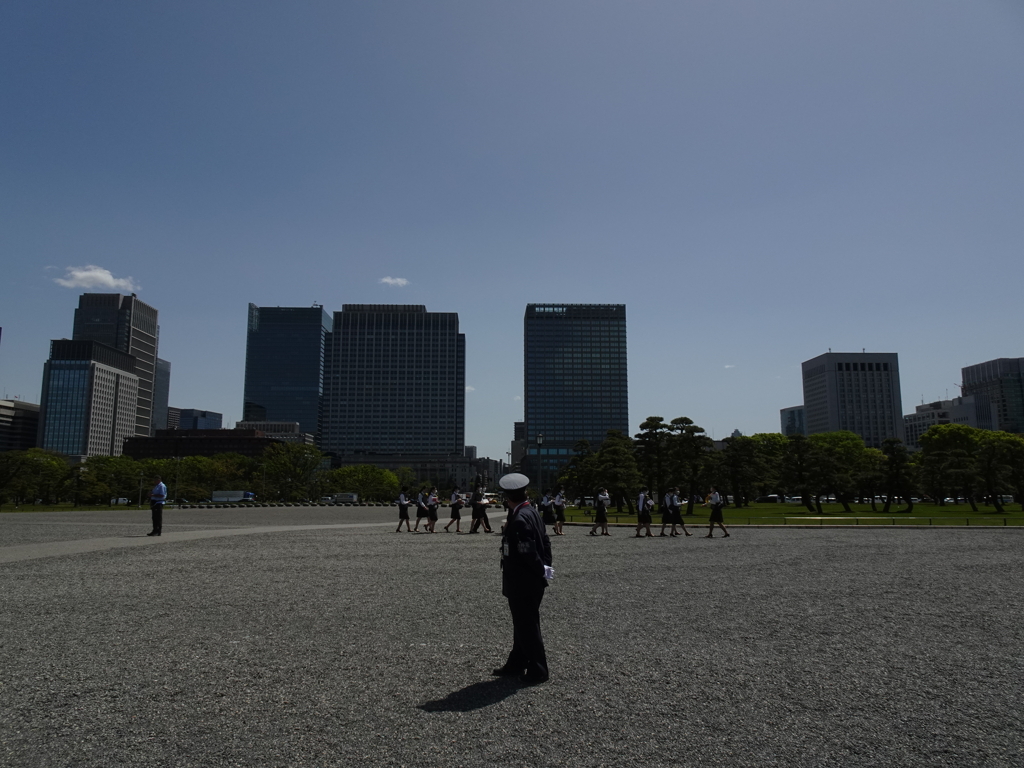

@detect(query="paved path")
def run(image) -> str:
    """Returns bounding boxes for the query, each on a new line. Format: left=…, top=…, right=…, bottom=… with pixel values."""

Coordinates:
left=2, top=509, right=1021, bottom=767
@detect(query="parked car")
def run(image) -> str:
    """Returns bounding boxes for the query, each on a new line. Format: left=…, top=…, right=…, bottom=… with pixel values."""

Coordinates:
left=110, top=497, right=129, bottom=505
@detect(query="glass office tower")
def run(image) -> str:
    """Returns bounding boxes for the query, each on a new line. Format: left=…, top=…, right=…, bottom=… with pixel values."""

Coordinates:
left=243, top=304, right=333, bottom=441
left=321, top=305, right=465, bottom=457
left=524, top=304, right=629, bottom=483
left=961, top=357, right=1024, bottom=433
left=72, top=293, right=158, bottom=436
left=38, top=340, right=139, bottom=460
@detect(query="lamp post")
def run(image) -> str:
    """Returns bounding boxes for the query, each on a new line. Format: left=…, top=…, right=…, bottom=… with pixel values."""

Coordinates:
left=536, top=433, right=545, bottom=499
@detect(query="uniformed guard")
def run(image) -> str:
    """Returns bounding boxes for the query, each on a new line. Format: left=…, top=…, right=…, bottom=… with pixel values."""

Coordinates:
left=492, top=472, right=553, bottom=685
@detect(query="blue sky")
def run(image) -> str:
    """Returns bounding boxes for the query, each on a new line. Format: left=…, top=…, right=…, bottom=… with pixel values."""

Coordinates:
left=2, top=1, right=1023, bottom=460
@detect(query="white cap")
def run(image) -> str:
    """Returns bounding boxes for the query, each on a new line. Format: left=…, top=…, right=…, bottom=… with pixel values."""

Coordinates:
left=498, top=472, right=530, bottom=490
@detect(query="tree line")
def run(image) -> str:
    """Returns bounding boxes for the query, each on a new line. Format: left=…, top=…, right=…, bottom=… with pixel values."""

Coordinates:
left=0, top=443, right=412, bottom=508
left=556, top=419, right=1024, bottom=514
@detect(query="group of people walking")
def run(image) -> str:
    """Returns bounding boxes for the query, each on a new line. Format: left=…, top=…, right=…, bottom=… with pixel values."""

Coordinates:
left=396, top=483, right=730, bottom=539
left=395, top=487, right=494, bottom=534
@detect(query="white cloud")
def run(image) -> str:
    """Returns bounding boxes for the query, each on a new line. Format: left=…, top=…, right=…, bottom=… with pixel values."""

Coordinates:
left=379, top=276, right=409, bottom=287
left=465, top=386, right=476, bottom=392
left=54, top=265, right=140, bottom=291
left=513, top=395, right=522, bottom=401
left=724, top=364, right=736, bottom=369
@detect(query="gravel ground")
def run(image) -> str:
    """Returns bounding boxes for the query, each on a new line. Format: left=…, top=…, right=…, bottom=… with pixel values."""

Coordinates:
left=1, top=521, right=1021, bottom=767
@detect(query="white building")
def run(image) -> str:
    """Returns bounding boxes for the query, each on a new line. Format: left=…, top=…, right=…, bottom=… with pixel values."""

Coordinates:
left=903, top=396, right=980, bottom=450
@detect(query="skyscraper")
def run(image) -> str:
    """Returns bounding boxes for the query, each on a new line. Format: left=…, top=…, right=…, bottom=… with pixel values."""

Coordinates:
left=961, top=358, right=1024, bottom=433
left=801, top=351, right=904, bottom=448
left=37, top=340, right=139, bottom=460
left=152, top=358, right=171, bottom=430
left=524, top=304, right=628, bottom=482
left=321, top=304, right=465, bottom=457
left=72, top=293, right=159, bottom=436
left=243, top=304, right=333, bottom=440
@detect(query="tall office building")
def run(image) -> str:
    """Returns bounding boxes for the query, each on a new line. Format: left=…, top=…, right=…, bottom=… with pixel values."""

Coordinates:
left=524, top=304, right=628, bottom=481
left=152, top=358, right=171, bottom=430
left=72, top=293, right=158, bottom=436
left=321, top=305, right=465, bottom=457
left=37, top=340, right=139, bottom=460
left=904, top=396, right=980, bottom=450
left=780, top=405, right=806, bottom=436
left=801, top=351, right=904, bottom=448
left=243, top=304, right=333, bottom=440
left=961, top=358, right=1024, bottom=433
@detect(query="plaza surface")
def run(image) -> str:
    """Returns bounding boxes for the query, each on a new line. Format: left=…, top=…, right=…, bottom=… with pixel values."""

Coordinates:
left=1, top=507, right=1021, bottom=767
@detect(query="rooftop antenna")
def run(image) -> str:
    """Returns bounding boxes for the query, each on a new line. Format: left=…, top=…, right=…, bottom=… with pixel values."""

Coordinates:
left=862, top=348, right=865, bottom=353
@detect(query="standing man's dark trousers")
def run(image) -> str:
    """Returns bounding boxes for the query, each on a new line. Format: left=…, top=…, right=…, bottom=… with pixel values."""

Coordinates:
left=150, top=502, right=163, bottom=535
left=505, top=587, right=548, bottom=681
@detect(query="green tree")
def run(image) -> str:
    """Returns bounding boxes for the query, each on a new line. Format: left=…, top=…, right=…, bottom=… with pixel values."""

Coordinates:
left=718, top=435, right=762, bottom=507
left=558, top=440, right=598, bottom=502
left=331, top=464, right=400, bottom=502
left=750, top=433, right=787, bottom=498
left=807, top=432, right=865, bottom=513
left=781, top=434, right=817, bottom=512
left=591, top=430, right=642, bottom=512
left=919, top=424, right=981, bottom=510
left=975, top=432, right=1019, bottom=513
left=667, top=417, right=714, bottom=514
left=634, top=417, right=675, bottom=503
left=262, top=443, right=327, bottom=501
left=880, top=438, right=916, bottom=513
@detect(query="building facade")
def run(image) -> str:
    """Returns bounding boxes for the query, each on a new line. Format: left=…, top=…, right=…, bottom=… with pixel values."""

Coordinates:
left=236, top=421, right=316, bottom=445
left=780, top=405, right=806, bottom=436
left=903, top=396, right=980, bottom=450
left=801, top=352, right=904, bottom=448
left=176, top=409, right=223, bottom=430
left=72, top=293, right=158, bottom=436
left=321, top=305, right=465, bottom=459
left=524, top=304, right=628, bottom=483
left=152, top=358, right=171, bottom=430
left=37, top=340, right=139, bottom=460
left=243, top=304, right=333, bottom=440
left=123, top=429, right=277, bottom=460
left=0, top=399, right=40, bottom=452
left=961, top=358, right=1024, bottom=434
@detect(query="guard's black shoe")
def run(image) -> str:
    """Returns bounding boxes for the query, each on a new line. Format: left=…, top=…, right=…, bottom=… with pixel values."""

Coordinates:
left=147, top=532, right=160, bottom=536
left=519, top=672, right=549, bottom=686
left=491, top=666, right=521, bottom=677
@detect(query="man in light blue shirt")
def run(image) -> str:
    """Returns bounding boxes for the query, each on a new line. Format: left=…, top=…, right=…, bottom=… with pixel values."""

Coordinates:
left=148, top=476, right=167, bottom=537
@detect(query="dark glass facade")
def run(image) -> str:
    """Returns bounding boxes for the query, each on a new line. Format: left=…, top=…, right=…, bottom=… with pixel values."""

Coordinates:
left=38, top=340, right=139, bottom=458
left=243, top=305, right=333, bottom=440
left=72, top=293, right=159, bottom=436
left=524, top=304, right=628, bottom=481
left=962, top=358, right=1024, bottom=433
left=152, top=358, right=171, bottom=430
left=322, top=305, right=465, bottom=457
left=177, top=409, right=223, bottom=430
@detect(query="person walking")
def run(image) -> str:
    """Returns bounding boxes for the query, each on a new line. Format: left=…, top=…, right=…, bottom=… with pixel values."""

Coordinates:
left=706, top=486, right=730, bottom=538
left=540, top=489, right=556, bottom=529
left=147, top=475, right=167, bottom=536
left=670, top=487, right=692, bottom=537
left=414, top=487, right=429, bottom=532
left=469, top=488, right=492, bottom=533
left=427, top=487, right=440, bottom=533
left=444, top=487, right=464, bottom=532
left=590, top=487, right=611, bottom=536
left=552, top=486, right=566, bottom=536
left=492, top=473, right=553, bottom=685
left=635, top=486, right=654, bottom=538
left=396, top=487, right=412, bottom=532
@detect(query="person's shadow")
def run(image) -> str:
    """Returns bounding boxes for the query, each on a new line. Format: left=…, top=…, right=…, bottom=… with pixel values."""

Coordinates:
left=419, top=679, right=520, bottom=712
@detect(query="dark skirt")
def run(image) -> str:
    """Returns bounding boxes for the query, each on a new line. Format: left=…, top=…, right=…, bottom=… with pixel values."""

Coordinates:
left=709, top=504, right=724, bottom=523
left=638, top=511, right=652, bottom=525
left=671, top=507, right=683, bottom=525
left=541, top=505, right=556, bottom=526
left=398, top=504, right=410, bottom=520
left=416, top=505, right=428, bottom=519
left=428, top=504, right=439, bottom=521
left=450, top=503, right=462, bottom=520
left=555, top=505, right=566, bottom=523
left=594, top=505, right=608, bottom=524
left=660, top=506, right=673, bottom=525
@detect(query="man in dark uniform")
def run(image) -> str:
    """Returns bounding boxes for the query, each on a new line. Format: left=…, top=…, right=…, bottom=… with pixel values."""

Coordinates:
left=492, top=472, right=553, bottom=685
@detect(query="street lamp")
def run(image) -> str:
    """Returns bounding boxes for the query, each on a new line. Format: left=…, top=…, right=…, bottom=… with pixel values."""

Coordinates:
left=536, top=433, right=545, bottom=499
